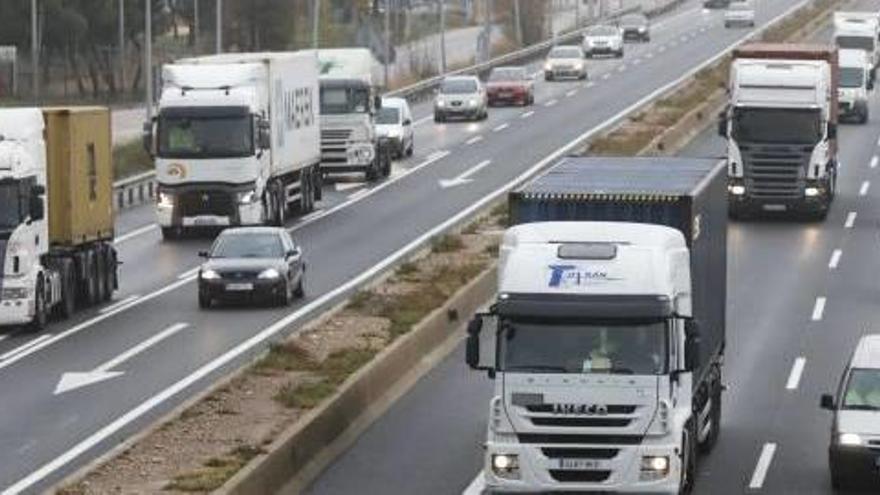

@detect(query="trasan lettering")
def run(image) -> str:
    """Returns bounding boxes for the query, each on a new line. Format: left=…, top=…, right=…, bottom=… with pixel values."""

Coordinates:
left=548, top=264, right=618, bottom=287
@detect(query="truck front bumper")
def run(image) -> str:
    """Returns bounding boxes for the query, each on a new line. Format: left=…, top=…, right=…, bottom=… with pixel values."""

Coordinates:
left=728, top=179, right=831, bottom=216
left=0, top=285, right=34, bottom=326
left=156, top=184, right=262, bottom=229
left=483, top=442, right=681, bottom=494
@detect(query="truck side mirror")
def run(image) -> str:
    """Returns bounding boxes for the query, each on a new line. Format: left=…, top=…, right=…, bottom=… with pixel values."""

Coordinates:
left=820, top=393, right=836, bottom=410
left=684, top=320, right=701, bottom=372
left=717, top=112, right=727, bottom=137
left=142, top=121, right=155, bottom=157
left=827, top=122, right=837, bottom=140
left=374, top=95, right=383, bottom=110
left=257, top=120, right=271, bottom=150
left=29, top=195, right=44, bottom=222
left=465, top=316, right=483, bottom=369
left=869, top=78, right=875, bottom=91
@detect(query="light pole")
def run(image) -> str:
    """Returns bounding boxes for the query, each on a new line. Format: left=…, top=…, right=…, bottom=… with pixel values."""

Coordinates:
left=215, top=0, right=223, bottom=53
left=31, top=0, right=38, bottom=100
left=439, top=0, right=446, bottom=74
left=312, top=0, right=321, bottom=49
left=119, top=0, right=126, bottom=93
left=384, top=0, right=391, bottom=88
left=145, top=0, right=153, bottom=120
left=194, top=0, right=199, bottom=52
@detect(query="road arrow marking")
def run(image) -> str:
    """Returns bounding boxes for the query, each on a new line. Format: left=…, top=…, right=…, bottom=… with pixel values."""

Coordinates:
left=439, top=160, right=492, bottom=189
left=54, top=323, right=188, bottom=395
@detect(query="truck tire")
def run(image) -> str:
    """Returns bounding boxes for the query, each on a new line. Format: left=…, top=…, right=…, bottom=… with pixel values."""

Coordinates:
left=59, top=263, right=76, bottom=319
left=365, top=159, right=380, bottom=182
left=198, top=290, right=212, bottom=310
left=679, top=420, right=697, bottom=495
left=382, top=147, right=392, bottom=178
left=79, top=253, right=99, bottom=307
left=27, top=278, right=48, bottom=333
left=95, top=252, right=108, bottom=304
left=299, top=174, right=314, bottom=214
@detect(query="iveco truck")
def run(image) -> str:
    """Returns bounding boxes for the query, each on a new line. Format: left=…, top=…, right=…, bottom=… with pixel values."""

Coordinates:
left=0, top=107, right=117, bottom=331
left=466, top=157, right=727, bottom=494
left=146, top=51, right=321, bottom=239
left=833, top=12, right=879, bottom=69
left=720, top=43, right=838, bottom=219
left=307, top=48, right=391, bottom=182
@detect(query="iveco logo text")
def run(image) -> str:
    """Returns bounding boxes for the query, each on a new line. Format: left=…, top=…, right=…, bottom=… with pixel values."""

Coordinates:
left=552, top=403, right=609, bottom=415
left=548, top=265, right=621, bottom=288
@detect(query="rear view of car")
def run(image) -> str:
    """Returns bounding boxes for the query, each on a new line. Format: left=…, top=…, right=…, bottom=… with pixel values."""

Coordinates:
left=434, top=76, right=488, bottom=122
left=583, top=25, right=624, bottom=58
left=544, top=45, right=588, bottom=81
left=487, top=66, right=534, bottom=106
left=724, top=1, right=756, bottom=27
left=620, top=13, right=651, bottom=42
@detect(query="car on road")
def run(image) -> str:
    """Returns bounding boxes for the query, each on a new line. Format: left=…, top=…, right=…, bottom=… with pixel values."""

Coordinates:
left=377, top=97, right=414, bottom=158
left=433, top=75, right=488, bottom=122
left=821, top=334, right=880, bottom=490
left=486, top=66, right=535, bottom=106
left=703, top=0, right=730, bottom=8
left=582, top=24, right=625, bottom=58
left=724, top=0, right=756, bottom=27
left=543, top=45, right=588, bottom=81
left=197, top=227, right=305, bottom=308
left=619, top=13, right=651, bottom=42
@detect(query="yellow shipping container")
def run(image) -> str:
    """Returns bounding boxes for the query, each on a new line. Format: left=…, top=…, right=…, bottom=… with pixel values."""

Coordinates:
left=42, top=107, right=115, bottom=246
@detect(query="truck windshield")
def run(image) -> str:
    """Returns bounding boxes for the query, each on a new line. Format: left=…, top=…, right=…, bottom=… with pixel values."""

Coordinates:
left=840, top=67, right=865, bottom=88
left=732, top=108, right=822, bottom=145
left=320, top=87, right=370, bottom=114
left=842, top=369, right=880, bottom=411
left=157, top=115, right=253, bottom=159
left=499, top=318, right=669, bottom=375
left=836, top=36, right=875, bottom=52
left=0, top=181, right=23, bottom=230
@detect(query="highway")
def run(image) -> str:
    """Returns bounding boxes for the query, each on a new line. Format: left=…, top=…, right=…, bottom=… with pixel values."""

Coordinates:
left=0, top=0, right=828, bottom=493
left=304, top=5, right=880, bottom=495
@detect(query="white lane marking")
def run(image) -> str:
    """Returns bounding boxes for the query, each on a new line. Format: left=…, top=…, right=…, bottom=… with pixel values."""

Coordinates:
left=98, top=295, right=141, bottom=315
left=113, top=224, right=158, bottom=245
left=413, top=115, right=433, bottom=127
left=633, top=58, right=642, bottom=65
left=602, top=73, right=611, bottom=80
left=566, top=89, right=577, bottom=97
left=348, top=189, right=371, bottom=201
left=876, top=135, right=880, bottom=146
left=545, top=99, right=558, bottom=107
left=871, top=155, right=878, bottom=168
left=829, top=249, right=842, bottom=270
left=465, top=135, right=484, bottom=145
left=0, top=334, right=8, bottom=343
left=334, top=181, right=362, bottom=192
left=493, top=123, right=509, bottom=132
left=646, top=52, right=654, bottom=59
left=462, top=472, right=485, bottom=495
left=659, top=45, right=667, bottom=52
left=177, top=267, right=201, bottom=280
left=298, top=208, right=325, bottom=223
left=520, top=110, right=535, bottom=119
left=0, top=335, right=52, bottom=362
left=749, top=443, right=777, bottom=489
left=785, top=357, right=806, bottom=390
left=586, top=81, right=596, bottom=88
left=860, top=181, right=870, bottom=196
left=617, top=65, right=627, bottom=72
left=812, top=297, right=827, bottom=321
left=845, top=211, right=857, bottom=228
left=54, top=323, right=189, bottom=395
left=438, top=160, right=493, bottom=188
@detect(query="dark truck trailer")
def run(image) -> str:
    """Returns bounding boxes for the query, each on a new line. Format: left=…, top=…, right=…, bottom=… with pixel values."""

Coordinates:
left=509, top=156, right=727, bottom=398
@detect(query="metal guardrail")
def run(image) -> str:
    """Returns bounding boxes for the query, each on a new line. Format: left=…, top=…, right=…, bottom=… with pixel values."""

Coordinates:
left=113, top=170, right=157, bottom=211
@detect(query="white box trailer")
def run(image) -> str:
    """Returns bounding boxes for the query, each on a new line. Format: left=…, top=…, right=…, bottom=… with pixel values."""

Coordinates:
left=148, top=51, right=322, bottom=238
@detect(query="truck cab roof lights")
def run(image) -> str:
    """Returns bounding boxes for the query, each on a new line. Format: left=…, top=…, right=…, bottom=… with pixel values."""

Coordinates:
left=556, top=243, right=618, bottom=260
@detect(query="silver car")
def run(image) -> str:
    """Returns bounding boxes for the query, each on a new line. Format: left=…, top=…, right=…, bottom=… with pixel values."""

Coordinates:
left=544, top=45, right=588, bottom=81
left=583, top=25, right=625, bottom=58
left=434, top=76, right=488, bottom=122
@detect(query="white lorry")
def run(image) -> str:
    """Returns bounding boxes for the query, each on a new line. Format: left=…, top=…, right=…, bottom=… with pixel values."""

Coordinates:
left=720, top=43, right=839, bottom=219
left=467, top=157, right=727, bottom=494
left=307, top=48, right=392, bottom=182
left=838, top=48, right=873, bottom=123
left=833, top=12, right=879, bottom=69
left=0, top=107, right=117, bottom=331
left=145, top=51, right=321, bottom=239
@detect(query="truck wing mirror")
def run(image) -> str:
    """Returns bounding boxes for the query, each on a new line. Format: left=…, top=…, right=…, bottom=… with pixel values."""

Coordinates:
left=869, top=78, right=875, bottom=91
left=257, top=120, right=271, bottom=150
left=32, top=184, right=46, bottom=196
left=827, top=122, right=837, bottom=140
left=29, top=195, right=45, bottom=222
left=198, top=250, right=210, bottom=258
left=820, top=393, right=835, bottom=410
left=465, top=313, right=495, bottom=377
left=717, top=112, right=727, bottom=137
left=142, top=121, right=155, bottom=158
left=374, top=95, right=383, bottom=110
left=684, top=320, right=701, bottom=372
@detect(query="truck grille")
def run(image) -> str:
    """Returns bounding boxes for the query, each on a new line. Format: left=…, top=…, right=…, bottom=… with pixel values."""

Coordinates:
left=526, top=405, right=637, bottom=415
left=549, top=470, right=611, bottom=482
left=177, top=190, right=235, bottom=217
left=321, top=129, right=353, bottom=163
left=740, top=144, right=812, bottom=199
left=530, top=417, right=632, bottom=427
left=541, top=447, right=619, bottom=459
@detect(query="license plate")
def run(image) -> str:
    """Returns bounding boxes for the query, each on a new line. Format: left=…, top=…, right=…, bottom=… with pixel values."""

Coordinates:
left=225, top=283, right=253, bottom=291
left=499, top=92, right=512, bottom=98
left=762, top=204, right=787, bottom=212
left=558, top=458, right=603, bottom=470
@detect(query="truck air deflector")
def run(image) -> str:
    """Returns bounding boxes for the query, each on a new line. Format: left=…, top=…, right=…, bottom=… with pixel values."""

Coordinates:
left=159, top=105, right=250, bottom=118
left=497, top=293, right=672, bottom=319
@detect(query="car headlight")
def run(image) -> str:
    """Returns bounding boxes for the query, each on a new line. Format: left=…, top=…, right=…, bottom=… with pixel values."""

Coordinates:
left=544, top=62, right=553, bottom=71
left=491, top=454, right=520, bottom=479
left=839, top=433, right=863, bottom=446
left=238, top=190, right=257, bottom=205
left=639, top=26, right=647, bottom=32
left=468, top=98, right=478, bottom=107
left=158, top=192, right=174, bottom=209
left=729, top=184, right=746, bottom=195
left=257, top=268, right=281, bottom=279
left=574, top=61, right=584, bottom=70
left=436, top=99, right=445, bottom=108
left=387, top=128, right=401, bottom=138
left=200, top=269, right=221, bottom=280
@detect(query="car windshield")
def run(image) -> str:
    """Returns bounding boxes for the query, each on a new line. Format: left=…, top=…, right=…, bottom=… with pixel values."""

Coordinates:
left=836, top=36, right=875, bottom=52
left=489, top=68, right=525, bottom=81
left=732, top=107, right=823, bottom=145
left=376, top=107, right=400, bottom=124
left=586, top=26, right=617, bottom=36
left=499, top=318, right=669, bottom=375
left=0, top=180, right=23, bottom=230
left=157, top=114, right=253, bottom=159
left=320, top=86, right=370, bottom=114
left=440, top=79, right=478, bottom=94
left=842, top=369, right=880, bottom=410
left=550, top=47, right=583, bottom=59
left=211, top=233, right=284, bottom=258
left=840, top=67, right=865, bottom=88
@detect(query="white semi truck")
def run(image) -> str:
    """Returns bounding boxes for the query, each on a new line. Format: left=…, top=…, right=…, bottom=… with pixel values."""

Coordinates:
left=307, top=48, right=392, bottom=182
left=467, top=157, right=727, bottom=494
left=0, top=107, right=117, bottom=331
left=145, top=51, right=321, bottom=239
left=833, top=12, right=879, bottom=69
left=720, top=43, right=839, bottom=219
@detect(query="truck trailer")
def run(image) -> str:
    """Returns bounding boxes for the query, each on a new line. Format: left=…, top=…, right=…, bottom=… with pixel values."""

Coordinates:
left=720, top=43, right=839, bottom=219
left=466, top=157, right=727, bottom=494
left=0, top=107, right=117, bottom=331
left=146, top=51, right=322, bottom=239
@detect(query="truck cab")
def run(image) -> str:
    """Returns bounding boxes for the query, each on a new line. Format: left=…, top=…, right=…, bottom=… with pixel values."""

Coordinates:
left=838, top=48, right=873, bottom=123
left=834, top=12, right=879, bottom=69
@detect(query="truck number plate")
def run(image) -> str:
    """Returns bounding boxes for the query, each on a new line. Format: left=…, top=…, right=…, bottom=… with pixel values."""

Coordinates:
left=194, top=217, right=219, bottom=226
left=226, top=283, right=253, bottom=291
left=762, top=204, right=787, bottom=212
left=558, top=459, right=603, bottom=470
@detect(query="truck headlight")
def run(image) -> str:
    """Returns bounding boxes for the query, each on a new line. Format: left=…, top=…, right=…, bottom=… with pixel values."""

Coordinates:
left=238, top=190, right=257, bottom=205
left=729, top=184, right=746, bottom=195
left=638, top=26, right=647, bottom=32
left=257, top=268, right=281, bottom=279
left=158, top=192, right=175, bottom=209
left=491, top=454, right=520, bottom=479
left=544, top=62, right=553, bottom=71
left=574, top=61, right=584, bottom=70
left=804, top=187, right=820, bottom=197
left=640, top=456, right=670, bottom=480
left=839, top=433, right=863, bottom=446
left=200, top=269, right=221, bottom=280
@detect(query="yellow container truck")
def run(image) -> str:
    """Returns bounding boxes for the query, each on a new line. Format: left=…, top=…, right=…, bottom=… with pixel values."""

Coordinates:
left=0, top=107, right=117, bottom=330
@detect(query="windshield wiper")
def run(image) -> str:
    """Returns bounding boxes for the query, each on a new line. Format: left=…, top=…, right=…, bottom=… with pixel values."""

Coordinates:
left=506, top=365, right=568, bottom=373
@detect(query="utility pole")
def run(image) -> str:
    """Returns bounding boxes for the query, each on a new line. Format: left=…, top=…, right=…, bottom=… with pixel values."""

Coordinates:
left=312, top=0, right=321, bottom=48
left=439, top=0, right=446, bottom=73
left=215, top=0, right=223, bottom=53
left=513, top=0, right=522, bottom=46
left=483, top=0, right=491, bottom=60
left=384, top=0, right=391, bottom=88
left=31, top=0, right=38, bottom=101
left=119, top=0, right=126, bottom=93
left=575, top=0, right=580, bottom=27
left=194, top=0, right=199, bottom=52
left=145, top=0, right=153, bottom=120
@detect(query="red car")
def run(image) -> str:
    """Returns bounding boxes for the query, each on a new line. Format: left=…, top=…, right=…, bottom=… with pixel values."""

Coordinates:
left=486, top=66, right=534, bottom=107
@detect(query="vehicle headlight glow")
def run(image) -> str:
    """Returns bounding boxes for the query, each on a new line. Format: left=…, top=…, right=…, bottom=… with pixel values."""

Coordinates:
left=491, top=454, right=520, bottom=479
left=436, top=99, right=445, bottom=108
left=158, top=192, right=174, bottom=209
left=238, top=190, right=257, bottom=205
left=729, top=184, right=746, bottom=195
left=804, top=187, right=820, bottom=197
left=468, top=98, right=478, bottom=107
left=257, top=268, right=281, bottom=279
left=387, top=128, right=401, bottom=138
left=639, top=26, right=647, bottom=32
left=544, top=62, right=553, bottom=71
left=200, top=269, right=221, bottom=280
left=839, top=433, right=863, bottom=446
left=574, top=61, right=584, bottom=70
left=640, top=455, right=670, bottom=480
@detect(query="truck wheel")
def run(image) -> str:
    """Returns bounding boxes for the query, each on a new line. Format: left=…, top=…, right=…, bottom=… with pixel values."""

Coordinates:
left=679, top=421, right=697, bottom=495
left=365, top=160, right=379, bottom=182
left=198, top=290, right=212, bottom=310
left=382, top=148, right=392, bottom=177
left=275, top=187, right=287, bottom=226
left=95, top=253, right=108, bottom=304
left=313, top=168, right=324, bottom=202
left=299, top=175, right=313, bottom=214
left=28, top=279, right=48, bottom=332
left=59, top=264, right=76, bottom=319
left=103, top=251, right=114, bottom=301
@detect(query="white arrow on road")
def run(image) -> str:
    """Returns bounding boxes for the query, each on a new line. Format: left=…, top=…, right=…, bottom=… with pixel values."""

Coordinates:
left=54, top=323, right=189, bottom=395
left=438, top=159, right=492, bottom=189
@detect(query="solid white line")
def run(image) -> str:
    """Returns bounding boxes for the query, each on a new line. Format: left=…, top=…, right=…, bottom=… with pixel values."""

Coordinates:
left=749, top=443, right=777, bottom=489
left=113, top=224, right=158, bottom=245
left=602, top=73, right=611, bottom=80
left=829, top=249, right=842, bottom=270
left=860, top=181, right=870, bottom=196
left=465, top=135, right=483, bottom=145
left=98, top=295, right=141, bottom=315
left=545, top=99, right=558, bottom=107
left=566, top=89, right=577, bottom=97
left=348, top=189, right=371, bottom=201
left=520, top=110, right=535, bottom=119
left=785, top=357, right=806, bottom=390
left=845, top=211, right=857, bottom=228
left=617, top=65, right=627, bottom=72
left=493, top=123, right=509, bottom=132
left=98, top=323, right=188, bottom=372
left=0, top=335, right=51, bottom=362
left=871, top=155, right=878, bottom=168
left=586, top=81, right=596, bottom=87
left=812, top=297, right=826, bottom=321
left=876, top=135, right=880, bottom=146
left=462, top=473, right=485, bottom=495
left=177, top=267, right=201, bottom=280
left=297, top=208, right=325, bottom=223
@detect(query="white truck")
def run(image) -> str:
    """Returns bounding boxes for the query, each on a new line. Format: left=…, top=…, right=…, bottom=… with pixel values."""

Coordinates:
left=838, top=48, right=873, bottom=123
left=720, top=43, right=839, bottom=219
left=306, top=48, right=392, bottom=182
left=467, top=157, right=727, bottom=494
left=145, top=51, right=322, bottom=239
left=833, top=12, right=879, bottom=69
left=0, top=107, right=117, bottom=331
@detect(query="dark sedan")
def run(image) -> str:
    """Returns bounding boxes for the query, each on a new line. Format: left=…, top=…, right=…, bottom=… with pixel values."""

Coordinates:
left=197, top=227, right=305, bottom=308
left=486, top=66, right=534, bottom=106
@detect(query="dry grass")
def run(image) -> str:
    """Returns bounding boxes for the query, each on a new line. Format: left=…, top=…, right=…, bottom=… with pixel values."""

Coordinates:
left=113, top=139, right=152, bottom=180
left=165, top=445, right=264, bottom=492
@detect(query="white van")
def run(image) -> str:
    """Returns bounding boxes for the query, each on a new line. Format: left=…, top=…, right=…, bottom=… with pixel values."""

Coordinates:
left=838, top=48, right=874, bottom=123
left=377, top=97, right=414, bottom=158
